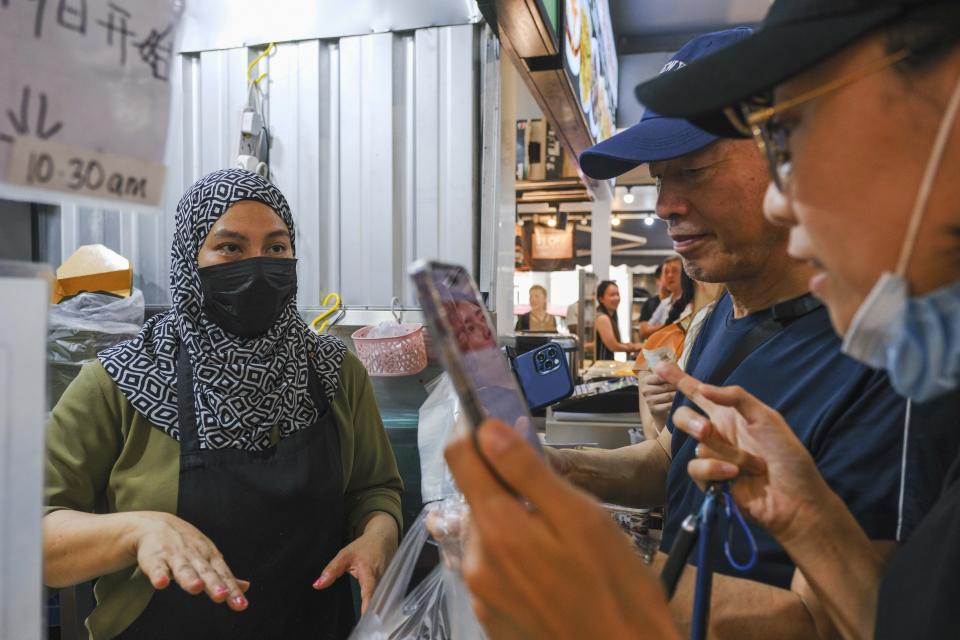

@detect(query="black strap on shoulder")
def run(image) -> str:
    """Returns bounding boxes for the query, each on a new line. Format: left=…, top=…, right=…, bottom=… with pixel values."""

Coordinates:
left=176, top=345, right=201, bottom=452
left=704, top=292, right=822, bottom=387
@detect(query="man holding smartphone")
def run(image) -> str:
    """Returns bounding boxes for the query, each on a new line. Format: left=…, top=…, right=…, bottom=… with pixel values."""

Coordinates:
left=542, top=27, right=955, bottom=637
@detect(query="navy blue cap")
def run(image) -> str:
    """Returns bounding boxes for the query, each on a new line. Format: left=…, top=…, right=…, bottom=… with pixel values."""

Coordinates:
left=579, top=27, right=753, bottom=180
left=634, top=1, right=960, bottom=138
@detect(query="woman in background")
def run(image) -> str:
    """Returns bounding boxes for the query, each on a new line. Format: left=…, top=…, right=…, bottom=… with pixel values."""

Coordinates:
left=594, top=280, right=644, bottom=360
left=515, top=284, right=557, bottom=332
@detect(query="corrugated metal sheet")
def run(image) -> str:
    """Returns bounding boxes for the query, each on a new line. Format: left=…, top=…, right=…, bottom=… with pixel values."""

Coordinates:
left=54, top=24, right=482, bottom=308
left=179, top=0, right=482, bottom=52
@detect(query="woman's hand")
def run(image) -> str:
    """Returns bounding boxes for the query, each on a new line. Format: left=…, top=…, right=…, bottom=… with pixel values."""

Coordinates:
left=656, top=362, right=832, bottom=543
left=131, top=511, right=250, bottom=611
left=445, top=419, right=680, bottom=640
left=639, top=371, right=677, bottom=424
left=313, top=511, right=398, bottom=613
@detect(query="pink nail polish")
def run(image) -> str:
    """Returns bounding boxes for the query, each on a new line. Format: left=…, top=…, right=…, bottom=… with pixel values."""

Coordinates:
left=313, top=577, right=324, bottom=588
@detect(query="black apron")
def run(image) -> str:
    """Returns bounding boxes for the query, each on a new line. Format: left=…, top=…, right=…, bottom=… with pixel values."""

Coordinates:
left=118, top=347, right=355, bottom=639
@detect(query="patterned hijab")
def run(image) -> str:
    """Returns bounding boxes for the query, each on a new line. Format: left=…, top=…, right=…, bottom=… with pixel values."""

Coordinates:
left=99, top=169, right=347, bottom=450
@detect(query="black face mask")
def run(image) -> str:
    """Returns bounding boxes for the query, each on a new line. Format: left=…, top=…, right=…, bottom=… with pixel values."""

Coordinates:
left=198, top=257, right=298, bottom=338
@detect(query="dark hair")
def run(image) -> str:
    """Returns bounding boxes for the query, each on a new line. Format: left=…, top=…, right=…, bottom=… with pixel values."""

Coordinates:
left=665, top=268, right=695, bottom=325
left=596, top=280, right=622, bottom=341
left=653, top=264, right=663, bottom=278
left=597, top=280, right=618, bottom=301
left=884, top=3, right=960, bottom=71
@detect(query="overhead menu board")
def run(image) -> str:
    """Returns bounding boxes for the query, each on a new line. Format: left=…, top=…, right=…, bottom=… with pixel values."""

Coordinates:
left=562, top=0, right=618, bottom=143
left=0, top=0, right=183, bottom=208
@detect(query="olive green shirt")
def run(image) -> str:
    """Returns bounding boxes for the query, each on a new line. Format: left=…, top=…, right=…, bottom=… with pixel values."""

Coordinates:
left=45, top=353, right=403, bottom=640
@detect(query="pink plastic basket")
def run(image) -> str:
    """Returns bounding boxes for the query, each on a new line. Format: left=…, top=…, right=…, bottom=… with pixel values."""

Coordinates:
left=351, top=323, right=428, bottom=377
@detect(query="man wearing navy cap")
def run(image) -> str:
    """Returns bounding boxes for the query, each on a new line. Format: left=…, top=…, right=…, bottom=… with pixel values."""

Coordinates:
left=549, top=27, right=936, bottom=636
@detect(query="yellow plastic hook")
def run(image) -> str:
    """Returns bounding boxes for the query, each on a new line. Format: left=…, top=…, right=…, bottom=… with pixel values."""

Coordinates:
left=247, top=42, right=276, bottom=87
left=311, top=292, right=342, bottom=334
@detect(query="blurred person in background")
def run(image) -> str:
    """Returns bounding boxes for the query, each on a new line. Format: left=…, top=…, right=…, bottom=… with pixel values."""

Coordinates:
left=515, top=284, right=558, bottom=332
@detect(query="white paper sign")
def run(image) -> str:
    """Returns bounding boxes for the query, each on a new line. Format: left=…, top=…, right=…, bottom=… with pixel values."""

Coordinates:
left=0, top=0, right=182, bottom=208
left=8, top=136, right=166, bottom=204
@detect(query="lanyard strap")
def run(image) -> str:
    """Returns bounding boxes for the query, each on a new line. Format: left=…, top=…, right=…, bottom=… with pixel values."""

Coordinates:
left=690, top=482, right=758, bottom=640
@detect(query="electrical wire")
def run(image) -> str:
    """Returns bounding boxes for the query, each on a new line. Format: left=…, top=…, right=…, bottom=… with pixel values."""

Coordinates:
left=244, top=43, right=275, bottom=179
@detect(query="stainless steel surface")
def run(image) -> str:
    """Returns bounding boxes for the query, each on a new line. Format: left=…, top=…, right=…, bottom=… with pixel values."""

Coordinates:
left=494, top=54, right=518, bottom=338
left=179, top=0, right=482, bottom=52
left=478, top=24, right=502, bottom=313
left=545, top=419, right=636, bottom=449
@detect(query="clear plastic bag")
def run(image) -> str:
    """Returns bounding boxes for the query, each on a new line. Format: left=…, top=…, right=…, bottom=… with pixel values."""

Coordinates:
left=366, top=320, right=415, bottom=339
left=418, top=374, right=466, bottom=503
left=350, top=499, right=485, bottom=640
left=47, top=290, right=144, bottom=407
left=428, top=497, right=485, bottom=640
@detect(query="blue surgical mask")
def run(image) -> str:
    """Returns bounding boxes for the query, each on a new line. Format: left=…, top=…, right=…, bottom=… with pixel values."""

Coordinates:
left=842, top=71, right=960, bottom=402
left=842, top=274, right=960, bottom=402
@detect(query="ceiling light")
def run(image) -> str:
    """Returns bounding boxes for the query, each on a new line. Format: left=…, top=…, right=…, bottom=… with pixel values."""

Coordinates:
left=644, top=215, right=655, bottom=227
left=623, top=192, right=635, bottom=204
left=547, top=216, right=557, bottom=227
left=611, top=215, right=621, bottom=227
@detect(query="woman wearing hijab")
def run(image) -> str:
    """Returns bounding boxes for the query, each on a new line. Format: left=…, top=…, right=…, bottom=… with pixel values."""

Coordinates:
left=43, top=169, right=403, bottom=639
left=438, top=1, right=960, bottom=638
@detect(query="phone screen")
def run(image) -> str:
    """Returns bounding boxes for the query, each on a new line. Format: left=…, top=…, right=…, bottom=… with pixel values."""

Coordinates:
left=411, top=261, right=542, bottom=454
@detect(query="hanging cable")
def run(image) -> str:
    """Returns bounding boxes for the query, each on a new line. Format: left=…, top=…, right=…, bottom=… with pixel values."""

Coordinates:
left=237, top=42, right=275, bottom=179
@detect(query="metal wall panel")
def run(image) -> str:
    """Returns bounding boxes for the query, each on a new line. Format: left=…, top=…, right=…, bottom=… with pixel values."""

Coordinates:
left=179, top=0, right=481, bottom=53
left=49, top=25, right=482, bottom=310
left=413, top=26, right=478, bottom=290
left=269, top=39, right=325, bottom=307
left=338, top=33, right=397, bottom=308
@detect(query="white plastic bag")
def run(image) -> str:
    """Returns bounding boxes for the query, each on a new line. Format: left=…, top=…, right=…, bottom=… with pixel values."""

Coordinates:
left=418, top=374, right=466, bottom=503
left=350, top=500, right=485, bottom=640
left=366, top=320, right=413, bottom=339
left=428, top=497, right=486, bottom=640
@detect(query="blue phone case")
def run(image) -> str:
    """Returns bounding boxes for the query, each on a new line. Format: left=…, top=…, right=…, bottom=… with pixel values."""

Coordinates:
left=512, top=342, right=575, bottom=410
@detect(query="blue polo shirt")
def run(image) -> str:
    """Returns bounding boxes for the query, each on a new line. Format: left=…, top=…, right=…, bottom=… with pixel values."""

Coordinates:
left=660, top=293, right=953, bottom=588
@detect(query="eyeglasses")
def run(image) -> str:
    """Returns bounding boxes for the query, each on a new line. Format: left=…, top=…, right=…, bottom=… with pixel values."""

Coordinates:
left=724, top=49, right=911, bottom=191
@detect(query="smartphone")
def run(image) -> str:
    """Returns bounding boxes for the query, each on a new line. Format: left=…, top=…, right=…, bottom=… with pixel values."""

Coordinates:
left=512, top=342, right=574, bottom=410
left=409, top=260, right=543, bottom=455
